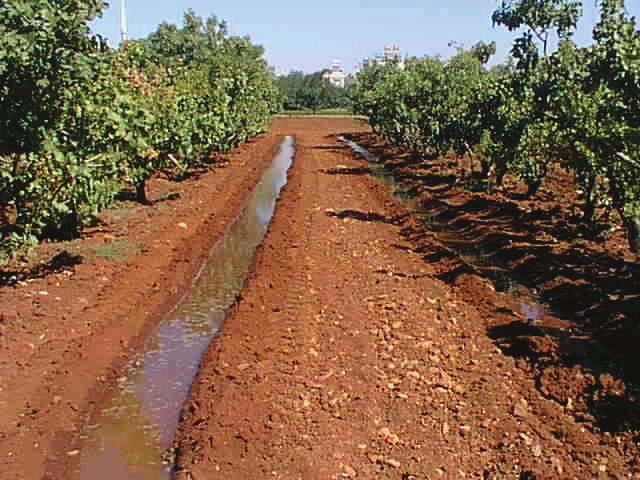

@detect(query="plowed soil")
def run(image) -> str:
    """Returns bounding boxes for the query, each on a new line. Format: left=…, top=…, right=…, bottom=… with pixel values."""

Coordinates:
left=0, top=130, right=284, bottom=480
left=1, top=118, right=639, bottom=480
left=175, top=119, right=639, bottom=479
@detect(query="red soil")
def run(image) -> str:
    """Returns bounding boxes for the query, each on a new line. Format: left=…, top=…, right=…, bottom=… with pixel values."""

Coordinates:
left=1, top=119, right=638, bottom=480
left=175, top=120, right=638, bottom=479
left=0, top=129, right=284, bottom=480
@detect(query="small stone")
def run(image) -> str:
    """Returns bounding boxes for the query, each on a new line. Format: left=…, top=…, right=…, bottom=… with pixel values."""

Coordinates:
left=459, top=425, right=471, bottom=435
left=513, top=399, right=529, bottom=418
left=177, top=222, right=188, bottom=229
left=378, top=427, right=400, bottom=445
left=532, top=444, right=542, bottom=457
left=341, top=464, right=357, bottom=477
left=237, top=363, right=250, bottom=371
left=385, top=459, right=401, bottom=468
left=66, top=450, right=80, bottom=456
left=519, top=432, right=533, bottom=446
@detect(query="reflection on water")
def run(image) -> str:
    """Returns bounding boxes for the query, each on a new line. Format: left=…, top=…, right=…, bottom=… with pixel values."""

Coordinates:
left=338, top=137, right=420, bottom=208
left=74, top=136, right=295, bottom=480
left=521, top=301, right=546, bottom=323
left=338, top=136, right=550, bottom=323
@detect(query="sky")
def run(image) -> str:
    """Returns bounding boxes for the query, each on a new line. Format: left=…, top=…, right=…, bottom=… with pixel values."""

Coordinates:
left=92, top=1, right=640, bottom=74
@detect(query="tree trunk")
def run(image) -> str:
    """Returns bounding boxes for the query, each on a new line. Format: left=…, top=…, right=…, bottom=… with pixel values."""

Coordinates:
left=457, top=154, right=466, bottom=179
left=623, top=215, right=640, bottom=253
left=526, top=177, right=542, bottom=198
left=480, top=158, right=491, bottom=179
left=607, top=167, right=639, bottom=252
left=495, top=166, right=506, bottom=189
left=136, top=179, right=149, bottom=205
left=464, top=143, right=475, bottom=176
left=582, top=173, right=597, bottom=227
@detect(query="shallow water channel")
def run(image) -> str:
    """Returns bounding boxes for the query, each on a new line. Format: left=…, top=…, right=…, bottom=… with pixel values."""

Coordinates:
left=338, top=136, right=551, bottom=325
left=73, top=136, right=295, bottom=480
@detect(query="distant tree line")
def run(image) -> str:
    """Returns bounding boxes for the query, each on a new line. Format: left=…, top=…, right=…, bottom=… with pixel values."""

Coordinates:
left=275, top=71, right=352, bottom=112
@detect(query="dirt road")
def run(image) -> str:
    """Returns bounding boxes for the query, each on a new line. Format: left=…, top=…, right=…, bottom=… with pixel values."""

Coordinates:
left=1, top=118, right=637, bottom=479
left=175, top=119, right=637, bottom=479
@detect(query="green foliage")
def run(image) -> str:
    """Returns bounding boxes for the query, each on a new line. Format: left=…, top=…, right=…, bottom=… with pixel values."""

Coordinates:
left=276, top=71, right=352, bottom=112
left=355, top=51, right=491, bottom=158
left=352, top=0, right=640, bottom=252
left=0, top=6, right=279, bottom=261
left=0, top=0, right=107, bottom=153
left=470, top=41, right=497, bottom=64
left=493, top=0, right=582, bottom=58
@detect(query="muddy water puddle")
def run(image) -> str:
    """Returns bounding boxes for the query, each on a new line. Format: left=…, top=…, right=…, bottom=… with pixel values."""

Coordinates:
left=70, top=136, right=295, bottom=480
left=338, top=136, right=551, bottom=326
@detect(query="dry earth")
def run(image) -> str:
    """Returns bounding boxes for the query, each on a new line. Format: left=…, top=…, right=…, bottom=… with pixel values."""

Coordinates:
left=0, top=129, right=284, bottom=480
left=0, top=118, right=637, bottom=480
left=175, top=119, right=638, bottom=480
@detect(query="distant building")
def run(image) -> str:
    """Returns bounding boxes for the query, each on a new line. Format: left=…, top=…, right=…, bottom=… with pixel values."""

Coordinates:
left=384, top=44, right=402, bottom=63
left=322, top=60, right=347, bottom=88
left=344, top=73, right=357, bottom=88
left=360, top=45, right=406, bottom=72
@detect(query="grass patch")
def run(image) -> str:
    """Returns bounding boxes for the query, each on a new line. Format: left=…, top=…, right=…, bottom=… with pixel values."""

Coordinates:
left=93, top=239, right=143, bottom=262
left=63, top=239, right=143, bottom=263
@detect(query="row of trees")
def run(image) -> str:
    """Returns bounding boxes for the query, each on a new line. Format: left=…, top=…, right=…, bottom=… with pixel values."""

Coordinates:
left=353, top=0, right=640, bottom=252
left=0, top=2, right=280, bottom=261
left=275, top=71, right=352, bottom=112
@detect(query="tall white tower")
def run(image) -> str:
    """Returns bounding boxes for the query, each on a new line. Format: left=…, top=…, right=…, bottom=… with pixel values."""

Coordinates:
left=120, top=0, right=128, bottom=45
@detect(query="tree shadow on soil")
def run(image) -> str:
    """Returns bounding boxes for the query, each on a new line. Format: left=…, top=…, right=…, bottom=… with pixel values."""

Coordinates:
left=346, top=133, right=640, bottom=435
left=313, top=145, right=347, bottom=153
left=415, top=194, right=640, bottom=434
left=326, top=209, right=407, bottom=225
left=0, top=250, right=83, bottom=288
left=396, top=171, right=458, bottom=188
left=322, top=167, right=371, bottom=176
left=115, top=189, right=181, bottom=205
left=373, top=268, right=430, bottom=280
